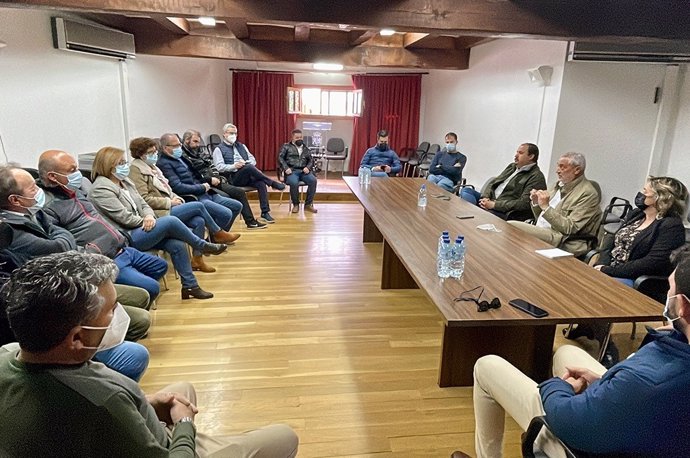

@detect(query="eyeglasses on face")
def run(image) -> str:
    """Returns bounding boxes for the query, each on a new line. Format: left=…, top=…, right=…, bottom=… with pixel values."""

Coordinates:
left=454, top=286, right=501, bottom=312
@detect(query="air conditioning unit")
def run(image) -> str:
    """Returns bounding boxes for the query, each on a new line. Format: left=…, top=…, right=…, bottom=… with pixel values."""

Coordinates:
left=51, top=17, right=135, bottom=59
left=568, top=41, right=690, bottom=64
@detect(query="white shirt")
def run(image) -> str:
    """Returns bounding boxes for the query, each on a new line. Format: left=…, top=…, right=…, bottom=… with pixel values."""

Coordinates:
left=535, top=188, right=562, bottom=229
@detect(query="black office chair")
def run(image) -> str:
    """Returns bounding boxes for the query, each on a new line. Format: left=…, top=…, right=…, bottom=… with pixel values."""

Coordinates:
left=401, top=141, right=430, bottom=177
left=416, top=143, right=440, bottom=177
left=323, top=138, right=348, bottom=180
left=208, top=134, right=221, bottom=153
left=22, top=168, right=40, bottom=180
left=276, top=157, right=307, bottom=211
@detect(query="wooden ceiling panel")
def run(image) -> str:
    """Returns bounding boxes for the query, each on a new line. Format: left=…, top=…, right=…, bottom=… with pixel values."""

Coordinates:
left=405, top=35, right=456, bottom=49
left=309, top=28, right=353, bottom=45
left=247, top=23, right=294, bottom=41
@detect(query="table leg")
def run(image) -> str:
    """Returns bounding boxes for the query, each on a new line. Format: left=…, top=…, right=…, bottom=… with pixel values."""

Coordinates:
left=382, top=240, right=419, bottom=289
left=363, top=210, right=383, bottom=243
left=438, top=324, right=556, bottom=387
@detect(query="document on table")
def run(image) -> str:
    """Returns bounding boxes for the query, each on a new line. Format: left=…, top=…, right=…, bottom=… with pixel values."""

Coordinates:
left=535, top=248, right=574, bottom=259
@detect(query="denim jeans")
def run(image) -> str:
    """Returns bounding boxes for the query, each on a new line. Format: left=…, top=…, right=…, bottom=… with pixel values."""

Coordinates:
left=615, top=277, right=635, bottom=287
left=285, top=171, right=317, bottom=205
left=114, top=247, right=168, bottom=300
left=233, top=165, right=274, bottom=214
left=460, top=187, right=482, bottom=205
left=198, top=193, right=242, bottom=230
left=171, top=201, right=221, bottom=256
left=427, top=174, right=455, bottom=193
left=370, top=171, right=389, bottom=178
left=129, top=215, right=205, bottom=288
left=92, top=341, right=150, bottom=381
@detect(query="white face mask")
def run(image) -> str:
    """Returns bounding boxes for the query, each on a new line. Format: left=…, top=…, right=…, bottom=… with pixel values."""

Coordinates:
left=225, top=133, right=237, bottom=144
left=664, top=294, right=684, bottom=323
left=81, top=303, right=130, bottom=352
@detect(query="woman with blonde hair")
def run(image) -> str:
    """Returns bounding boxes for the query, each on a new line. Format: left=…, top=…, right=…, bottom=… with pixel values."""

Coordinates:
left=89, top=146, right=226, bottom=300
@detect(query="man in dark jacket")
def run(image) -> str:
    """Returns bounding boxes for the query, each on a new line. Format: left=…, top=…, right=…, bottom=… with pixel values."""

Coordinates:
left=278, top=129, right=318, bottom=214
left=426, top=132, right=467, bottom=192
left=181, top=130, right=267, bottom=229
left=460, top=143, right=546, bottom=220
left=465, top=249, right=690, bottom=458
left=359, top=129, right=402, bottom=177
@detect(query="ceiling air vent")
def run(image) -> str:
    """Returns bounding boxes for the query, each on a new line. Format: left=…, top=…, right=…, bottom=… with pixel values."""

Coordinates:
left=51, top=17, right=135, bottom=59
left=568, top=41, right=690, bottom=64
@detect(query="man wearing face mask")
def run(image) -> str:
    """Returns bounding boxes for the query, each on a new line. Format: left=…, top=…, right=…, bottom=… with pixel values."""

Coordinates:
left=212, top=123, right=286, bottom=223
left=454, top=247, right=690, bottom=458
left=426, top=132, right=467, bottom=192
left=278, top=129, right=319, bottom=214
left=0, top=252, right=299, bottom=457
left=0, top=165, right=150, bottom=381
left=38, top=150, right=169, bottom=303
left=359, top=129, right=402, bottom=177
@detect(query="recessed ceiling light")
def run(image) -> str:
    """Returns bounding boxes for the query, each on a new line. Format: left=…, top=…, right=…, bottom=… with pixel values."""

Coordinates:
left=380, top=29, right=396, bottom=36
left=198, top=17, right=216, bottom=26
left=313, top=63, right=344, bottom=71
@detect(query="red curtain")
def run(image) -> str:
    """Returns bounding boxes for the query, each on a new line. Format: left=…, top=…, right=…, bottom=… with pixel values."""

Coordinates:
left=350, top=74, right=422, bottom=174
left=232, top=71, right=295, bottom=171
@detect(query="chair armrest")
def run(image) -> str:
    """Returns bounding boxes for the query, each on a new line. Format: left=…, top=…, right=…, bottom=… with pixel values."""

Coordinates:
left=583, top=249, right=602, bottom=265
left=522, top=416, right=578, bottom=458
left=633, top=275, right=669, bottom=303
left=180, top=194, right=198, bottom=202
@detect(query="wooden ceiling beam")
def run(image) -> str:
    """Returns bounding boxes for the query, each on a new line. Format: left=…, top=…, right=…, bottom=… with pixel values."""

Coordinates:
left=4, top=0, right=690, bottom=41
left=454, top=36, right=493, bottom=49
left=294, top=25, right=310, bottom=42
left=223, top=17, right=249, bottom=39
left=403, top=33, right=428, bottom=48
left=349, top=30, right=376, bottom=46
left=132, top=31, right=469, bottom=69
left=151, top=15, right=189, bottom=34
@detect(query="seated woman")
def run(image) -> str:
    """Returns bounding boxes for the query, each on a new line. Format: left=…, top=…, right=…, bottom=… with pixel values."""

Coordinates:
left=568, top=176, right=688, bottom=363
left=89, top=147, right=227, bottom=300
left=128, top=137, right=237, bottom=273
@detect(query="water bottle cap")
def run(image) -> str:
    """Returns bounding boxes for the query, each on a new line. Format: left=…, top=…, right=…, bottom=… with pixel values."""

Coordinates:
left=442, top=231, right=449, bottom=235
left=421, top=184, right=426, bottom=189
left=443, top=238, right=450, bottom=243
left=456, top=236, right=464, bottom=242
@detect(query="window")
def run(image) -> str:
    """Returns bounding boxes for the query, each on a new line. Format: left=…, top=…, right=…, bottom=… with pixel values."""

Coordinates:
left=288, top=87, right=363, bottom=117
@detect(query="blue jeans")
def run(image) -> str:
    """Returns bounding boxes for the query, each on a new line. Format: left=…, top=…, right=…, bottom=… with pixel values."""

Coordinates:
left=460, top=187, right=482, bottom=205
left=427, top=174, right=455, bottom=192
left=129, top=215, right=206, bottom=288
left=285, top=171, right=317, bottom=205
left=171, top=201, right=221, bottom=256
left=114, top=247, right=168, bottom=300
left=92, top=341, right=149, bottom=381
left=198, top=193, right=242, bottom=231
left=615, top=277, right=635, bottom=287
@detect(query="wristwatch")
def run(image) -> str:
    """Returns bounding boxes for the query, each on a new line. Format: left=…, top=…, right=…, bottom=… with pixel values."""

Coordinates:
left=175, top=417, right=194, bottom=428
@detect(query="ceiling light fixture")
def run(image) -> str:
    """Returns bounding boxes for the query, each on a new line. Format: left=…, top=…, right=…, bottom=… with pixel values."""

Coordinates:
left=198, top=17, right=216, bottom=27
left=380, top=29, right=396, bottom=36
left=313, top=63, right=344, bottom=71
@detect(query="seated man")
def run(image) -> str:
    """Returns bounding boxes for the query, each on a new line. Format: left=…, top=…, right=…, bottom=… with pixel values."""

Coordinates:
left=157, top=133, right=243, bottom=236
left=508, top=152, right=601, bottom=256
left=182, top=129, right=267, bottom=229
left=359, top=129, right=402, bottom=177
left=38, top=149, right=168, bottom=302
left=212, top=123, right=285, bottom=223
left=0, top=165, right=150, bottom=380
left=0, top=252, right=299, bottom=457
left=426, top=132, right=467, bottom=192
left=278, top=129, right=318, bottom=214
left=464, top=250, right=690, bottom=457
left=460, top=143, right=547, bottom=220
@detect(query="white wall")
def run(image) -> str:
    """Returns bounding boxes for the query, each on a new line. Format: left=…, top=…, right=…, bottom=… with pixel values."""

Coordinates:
left=666, top=67, right=690, bottom=189
left=0, top=7, right=124, bottom=167
left=551, top=62, right=666, bottom=204
left=421, top=39, right=568, bottom=186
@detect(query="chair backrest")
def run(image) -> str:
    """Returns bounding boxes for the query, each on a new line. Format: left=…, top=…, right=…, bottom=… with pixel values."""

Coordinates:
left=428, top=143, right=440, bottom=155
left=208, top=134, right=221, bottom=152
left=417, top=141, right=430, bottom=155
left=23, top=167, right=40, bottom=180
left=421, top=144, right=440, bottom=165
left=326, top=137, right=345, bottom=155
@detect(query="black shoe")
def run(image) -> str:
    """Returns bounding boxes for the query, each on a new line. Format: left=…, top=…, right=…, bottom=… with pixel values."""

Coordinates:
left=181, top=286, right=214, bottom=300
left=246, top=219, right=267, bottom=229
left=260, top=212, right=276, bottom=223
left=600, top=341, right=620, bottom=369
left=271, top=181, right=286, bottom=190
left=201, top=243, right=228, bottom=256
left=563, top=324, right=595, bottom=340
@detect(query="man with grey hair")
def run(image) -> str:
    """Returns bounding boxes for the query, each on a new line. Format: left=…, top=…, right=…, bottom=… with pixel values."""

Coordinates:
left=0, top=251, right=299, bottom=457
left=508, top=152, right=601, bottom=256
left=212, top=123, right=285, bottom=223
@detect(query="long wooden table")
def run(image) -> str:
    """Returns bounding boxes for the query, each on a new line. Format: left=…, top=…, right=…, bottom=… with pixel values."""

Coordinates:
left=344, top=177, right=663, bottom=387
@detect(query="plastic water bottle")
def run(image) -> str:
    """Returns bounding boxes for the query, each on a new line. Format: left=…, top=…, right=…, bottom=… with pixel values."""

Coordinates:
left=364, top=167, right=371, bottom=185
left=437, top=238, right=452, bottom=278
left=438, top=231, right=450, bottom=254
left=450, top=236, right=466, bottom=279
left=359, top=167, right=366, bottom=184
left=418, top=184, right=427, bottom=207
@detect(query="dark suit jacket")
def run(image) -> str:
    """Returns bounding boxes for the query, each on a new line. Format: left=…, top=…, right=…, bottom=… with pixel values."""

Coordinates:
left=600, top=209, right=686, bottom=279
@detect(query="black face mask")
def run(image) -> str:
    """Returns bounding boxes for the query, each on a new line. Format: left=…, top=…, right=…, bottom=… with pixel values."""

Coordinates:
left=294, top=140, right=304, bottom=147
left=634, top=191, right=648, bottom=210
left=377, top=143, right=388, bottom=152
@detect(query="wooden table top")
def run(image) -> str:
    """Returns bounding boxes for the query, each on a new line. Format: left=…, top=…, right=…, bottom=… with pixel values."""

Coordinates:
left=344, top=176, right=664, bottom=327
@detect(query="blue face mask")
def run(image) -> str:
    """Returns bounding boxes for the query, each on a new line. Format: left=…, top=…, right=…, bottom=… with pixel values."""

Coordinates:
left=16, top=187, right=45, bottom=210
left=172, top=147, right=183, bottom=159
left=446, top=142, right=456, bottom=152
left=145, top=153, right=158, bottom=165
left=54, top=170, right=83, bottom=190
left=114, top=163, right=130, bottom=180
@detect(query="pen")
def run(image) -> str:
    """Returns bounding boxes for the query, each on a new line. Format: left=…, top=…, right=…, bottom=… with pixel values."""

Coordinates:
left=456, top=215, right=475, bottom=220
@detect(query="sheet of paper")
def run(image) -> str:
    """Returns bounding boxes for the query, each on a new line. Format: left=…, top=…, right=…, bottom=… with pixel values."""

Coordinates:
left=535, top=248, right=574, bottom=259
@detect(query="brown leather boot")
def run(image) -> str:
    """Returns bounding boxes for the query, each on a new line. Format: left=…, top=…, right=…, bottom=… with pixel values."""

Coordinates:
left=212, top=230, right=241, bottom=244
left=191, top=255, right=216, bottom=273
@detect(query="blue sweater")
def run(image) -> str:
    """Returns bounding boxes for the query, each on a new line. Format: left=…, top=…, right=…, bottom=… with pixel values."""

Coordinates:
left=360, top=147, right=402, bottom=175
left=539, top=329, right=690, bottom=456
left=428, top=149, right=467, bottom=184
